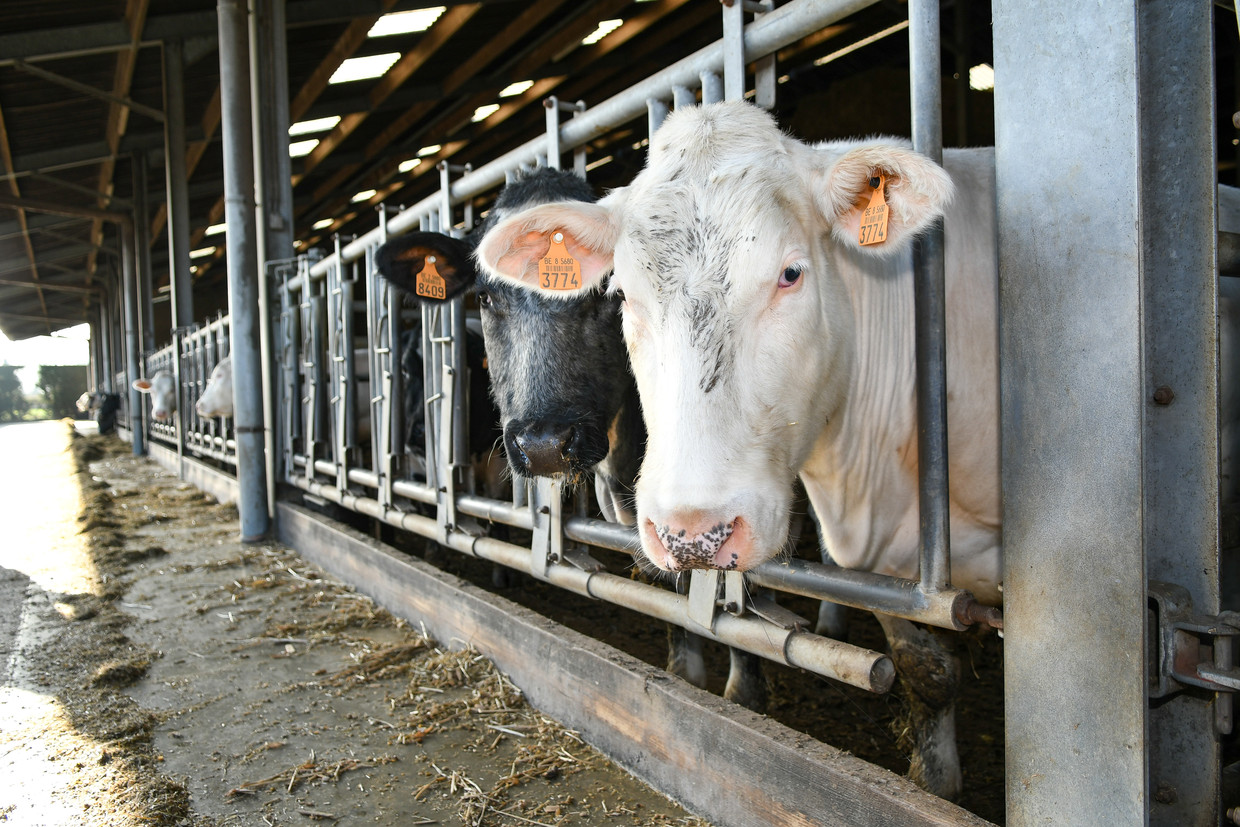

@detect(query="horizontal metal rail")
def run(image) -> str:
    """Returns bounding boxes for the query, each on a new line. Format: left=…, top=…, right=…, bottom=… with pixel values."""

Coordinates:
left=291, top=0, right=881, bottom=287
left=284, top=472, right=895, bottom=694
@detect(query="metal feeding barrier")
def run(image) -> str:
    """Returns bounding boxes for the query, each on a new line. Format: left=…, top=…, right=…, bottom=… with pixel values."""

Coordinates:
left=269, top=0, right=1001, bottom=701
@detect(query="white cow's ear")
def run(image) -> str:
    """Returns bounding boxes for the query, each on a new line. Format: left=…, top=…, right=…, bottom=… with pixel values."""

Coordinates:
left=816, top=144, right=953, bottom=255
left=474, top=201, right=618, bottom=298
left=132, top=378, right=151, bottom=393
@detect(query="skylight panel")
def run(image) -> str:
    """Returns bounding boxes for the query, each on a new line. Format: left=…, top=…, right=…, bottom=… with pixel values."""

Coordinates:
left=289, top=116, right=341, bottom=136
left=313, top=218, right=334, bottom=230
left=969, top=63, right=995, bottom=91
left=205, top=223, right=227, bottom=236
left=582, top=19, right=623, bottom=46
left=499, top=80, right=534, bottom=98
left=368, top=7, right=446, bottom=37
left=329, top=53, right=402, bottom=84
left=472, top=104, right=500, bottom=123
left=351, top=189, right=378, bottom=203
left=289, top=139, right=319, bottom=158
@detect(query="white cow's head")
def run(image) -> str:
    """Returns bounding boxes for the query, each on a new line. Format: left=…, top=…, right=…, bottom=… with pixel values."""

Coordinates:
left=477, top=102, right=952, bottom=571
left=195, top=357, right=233, bottom=418
left=133, top=369, right=178, bottom=422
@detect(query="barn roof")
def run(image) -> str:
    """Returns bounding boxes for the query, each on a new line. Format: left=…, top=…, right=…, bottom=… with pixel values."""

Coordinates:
left=0, top=0, right=984, bottom=343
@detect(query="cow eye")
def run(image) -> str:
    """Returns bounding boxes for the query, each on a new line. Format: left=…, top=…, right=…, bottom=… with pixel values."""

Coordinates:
left=778, top=265, right=803, bottom=288
left=476, top=290, right=492, bottom=309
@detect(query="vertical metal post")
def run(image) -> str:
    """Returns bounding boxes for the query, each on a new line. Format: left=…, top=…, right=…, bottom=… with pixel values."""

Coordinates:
left=647, top=98, right=669, bottom=137
left=721, top=0, right=745, bottom=101
left=752, top=0, right=776, bottom=109
left=98, top=300, right=113, bottom=392
left=545, top=97, right=563, bottom=171
left=131, top=151, right=155, bottom=356
left=250, top=0, right=293, bottom=519
left=993, top=0, right=1157, bottom=822
left=162, top=38, right=194, bottom=332
left=701, top=71, right=723, bottom=104
left=908, top=0, right=950, bottom=594
left=217, top=0, right=270, bottom=540
left=1138, top=2, right=1220, bottom=824
left=121, top=219, right=145, bottom=456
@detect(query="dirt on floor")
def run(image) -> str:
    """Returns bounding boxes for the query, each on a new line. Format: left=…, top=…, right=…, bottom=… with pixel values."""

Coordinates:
left=0, top=422, right=712, bottom=827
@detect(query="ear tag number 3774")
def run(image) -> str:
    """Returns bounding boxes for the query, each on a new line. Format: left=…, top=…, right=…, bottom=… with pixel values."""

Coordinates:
left=539, top=232, right=582, bottom=291
left=858, top=173, right=889, bottom=246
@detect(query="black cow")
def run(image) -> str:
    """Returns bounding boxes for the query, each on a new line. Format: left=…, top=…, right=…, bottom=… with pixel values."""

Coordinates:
left=375, top=167, right=764, bottom=708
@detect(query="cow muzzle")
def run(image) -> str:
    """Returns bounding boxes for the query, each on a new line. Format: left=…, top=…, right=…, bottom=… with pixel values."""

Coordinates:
left=640, top=513, right=753, bottom=571
left=503, top=419, right=607, bottom=480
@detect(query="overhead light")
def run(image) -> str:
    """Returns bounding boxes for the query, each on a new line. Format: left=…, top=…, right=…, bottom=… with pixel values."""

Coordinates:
left=351, top=189, right=377, bottom=203
left=969, top=63, right=995, bottom=91
left=205, top=223, right=227, bottom=236
left=499, top=80, right=534, bottom=98
left=313, top=218, right=334, bottom=230
left=582, top=19, right=623, bottom=46
left=329, top=53, right=401, bottom=84
left=190, top=246, right=216, bottom=259
left=289, top=116, right=341, bottom=136
left=398, top=158, right=422, bottom=173
left=471, top=104, right=500, bottom=123
left=289, top=138, right=319, bottom=158
left=417, top=144, right=442, bottom=157
left=368, top=7, right=446, bottom=37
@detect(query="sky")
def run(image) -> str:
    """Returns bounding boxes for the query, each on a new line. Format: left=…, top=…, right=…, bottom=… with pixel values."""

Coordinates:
left=0, top=323, right=90, bottom=392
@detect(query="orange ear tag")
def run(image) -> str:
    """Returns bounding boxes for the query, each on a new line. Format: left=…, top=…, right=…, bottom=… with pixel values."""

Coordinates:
left=858, top=173, right=889, bottom=246
left=538, top=231, right=582, bottom=291
left=415, top=255, right=447, bottom=300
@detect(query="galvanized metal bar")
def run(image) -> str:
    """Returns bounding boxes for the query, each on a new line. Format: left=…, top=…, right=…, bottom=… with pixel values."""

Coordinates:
left=700, top=71, right=723, bottom=104
left=300, top=0, right=881, bottom=281
left=283, top=472, right=893, bottom=694
left=647, top=98, right=668, bottom=137
left=752, top=0, right=776, bottom=108
left=545, top=96, right=562, bottom=170
left=217, top=0, right=269, bottom=541
left=120, top=218, right=145, bottom=456
left=721, top=0, right=745, bottom=101
left=1138, top=1, right=1221, bottom=823
left=908, top=0, right=950, bottom=594
left=163, top=39, right=194, bottom=332
left=993, top=0, right=1148, bottom=822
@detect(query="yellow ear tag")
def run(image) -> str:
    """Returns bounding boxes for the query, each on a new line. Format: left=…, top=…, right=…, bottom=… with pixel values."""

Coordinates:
left=538, top=231, right=582, bottom=291
left=858, top=173, right=889, bottom=246
left=416, top=255, right=447, bottom=300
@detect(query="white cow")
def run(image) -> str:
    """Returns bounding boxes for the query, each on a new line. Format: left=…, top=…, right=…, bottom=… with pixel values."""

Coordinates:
left=477, top=101, right=999, bottom=799
left=133, top=370, right=178, bottom=422
left=195, top=357, right=233, bottom=418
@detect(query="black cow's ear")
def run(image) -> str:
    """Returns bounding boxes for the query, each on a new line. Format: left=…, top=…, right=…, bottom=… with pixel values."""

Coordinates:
left=375, top=233, right=476, bottom=302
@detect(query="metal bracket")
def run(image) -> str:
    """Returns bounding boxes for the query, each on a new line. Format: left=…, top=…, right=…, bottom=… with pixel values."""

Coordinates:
left=528, top=477, right=564, bottom=581
left=1149, top=581, right=1239, bottom=734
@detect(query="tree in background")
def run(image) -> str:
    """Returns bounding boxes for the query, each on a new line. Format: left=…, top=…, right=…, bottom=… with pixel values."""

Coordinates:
left=0, top=365, right=27, bottom=421
left=37, top=365, right=88, bottom=420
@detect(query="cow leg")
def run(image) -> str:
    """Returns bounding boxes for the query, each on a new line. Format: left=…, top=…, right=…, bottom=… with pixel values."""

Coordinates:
left=876, top=614, right=963, bottom=801
left=723, top=648, right=765, bottom=711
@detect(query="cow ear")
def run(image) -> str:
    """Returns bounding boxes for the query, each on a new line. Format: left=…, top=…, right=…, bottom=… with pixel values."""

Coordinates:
left=475, top=201, right=617, bottom=297
left=375, top=233, right=476, bottom=302
left=132, top=378, right=151, bottom=393
left=816, top=144, right=953, bottom=255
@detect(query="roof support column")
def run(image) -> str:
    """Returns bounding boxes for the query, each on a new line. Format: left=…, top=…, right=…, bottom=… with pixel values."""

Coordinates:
left=217, top=0, right=270, bottom=541
left=120, top=219, right=144, bottom=456
left=132, top=150, right=155, bottom=355
left=250, top=0, right=294, bottom=516
left=162, top=38, right=194, bottom=332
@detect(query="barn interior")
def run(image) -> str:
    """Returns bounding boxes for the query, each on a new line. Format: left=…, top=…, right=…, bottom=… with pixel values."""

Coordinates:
left=2, top=3, right=1238, bottom=826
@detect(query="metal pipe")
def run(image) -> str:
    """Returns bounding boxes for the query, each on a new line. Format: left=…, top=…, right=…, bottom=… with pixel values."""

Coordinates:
left=120, top=219, right=145, bottom=456
left=298, top=0, right=882, bottom=283
left=908, top=0, right=950, bottom=594
left=131, top=151, right=156, bottom=356
left=217, top=0, right=270, bottom=541
left=163, top=38, right=194, bottom=332
left=285, top=473, right=892, bottom=693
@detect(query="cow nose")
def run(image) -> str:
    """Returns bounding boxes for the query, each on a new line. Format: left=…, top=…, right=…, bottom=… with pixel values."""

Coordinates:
left=641, top=514, right=748, bottom=571
left=505, top=421, right=583, bottom=477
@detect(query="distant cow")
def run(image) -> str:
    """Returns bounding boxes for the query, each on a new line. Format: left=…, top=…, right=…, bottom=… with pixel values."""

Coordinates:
left=78, top=390, right=121, bottom=434
left=477, top=102, right=999, bottom=799
left=376, top=167, right=763, bottom=708
left=133, top=370, right=177, bottom=422
left=195, top=358, right=233, bottom=418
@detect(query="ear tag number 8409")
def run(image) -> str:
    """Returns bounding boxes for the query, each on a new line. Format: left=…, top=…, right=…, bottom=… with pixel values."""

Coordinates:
left=539, top=231, right=582, bottom=291
left=416, top=255, right=447, bottom=300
